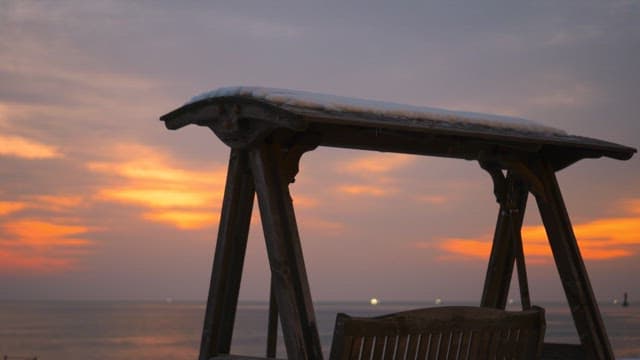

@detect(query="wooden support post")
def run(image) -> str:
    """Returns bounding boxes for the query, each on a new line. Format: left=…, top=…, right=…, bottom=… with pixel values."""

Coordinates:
left=199, top=149, right=255, bottom=360
left=512, top=219, right=531, bottom=310
left=481, top=172, right=528, bottom=309
left=266, top=276, right=278, bottom=358
left=250, top=142, right=324, bottom=360
left=533, top=159, right=613, bottom=360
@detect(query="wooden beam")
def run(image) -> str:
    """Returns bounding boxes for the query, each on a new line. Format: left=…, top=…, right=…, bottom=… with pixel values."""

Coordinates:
left=533, top=159, right=613, bottom=360
left=513, top=217, right=532, bottom=310
left=250, top=142, right=324, bottom=360
left=481, top=172, right=528, bottom=309
left=199, top=149, right=255, bottom=360
left=266, top=276, right=278, bottom=358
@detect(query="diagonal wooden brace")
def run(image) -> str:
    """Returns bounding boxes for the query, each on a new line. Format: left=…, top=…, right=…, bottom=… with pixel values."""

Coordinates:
left=480, top=163, right=530, bottom=309
left=199, top=149, right=255, bottom=359
left=250, top=141, right=323, bottom=360
left=533, top=159, right=614, bottom=360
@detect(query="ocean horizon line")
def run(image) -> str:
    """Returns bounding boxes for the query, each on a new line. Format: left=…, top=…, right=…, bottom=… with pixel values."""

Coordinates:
left=0, top=298, right=627, bottom=305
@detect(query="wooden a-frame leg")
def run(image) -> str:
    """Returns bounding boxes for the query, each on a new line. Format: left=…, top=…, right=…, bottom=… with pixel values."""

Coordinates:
left=481, top=173, right=528, bottom=309
left=266, top=275, right=278, bottom=358
left=250, top=142, right=324, bottom=360
left=512, top=218, right=532, bottom=310
left=534, top=160, right=613, bottom=360
left=199, top=149, right=255, bottom=360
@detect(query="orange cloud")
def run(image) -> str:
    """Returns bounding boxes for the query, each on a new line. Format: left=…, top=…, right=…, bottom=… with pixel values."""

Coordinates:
left=0, top=250, right=74, bottom=273
left=0, top=195, right=86, bottom=215
left=291, top=194, right=320, bottom=208
left=30, top=195, right=85, bottom=211
left=338, top=153, right=414, bottom=174
left=0, top=195, right=93, bottom=273
left=336, top=184, right=394, bottom=197
left=436, top=238, right=491, bottom=257
left=96, top=188, right=218, bottom=209
left=332, top=154, right=413, bottom=198
left=622, top=199, right=640, bottom=215
left=143, top=211, right=220, bottom=230
left=416, top=195, right=448, bottom=205
left=563, top=217, right=640, bottom=246
left=2, top=220, right=91, bottom=248
left=0, top=201, right=27, bottom=215
left=299, top=217, right=345, bottom=236
left=0, top=134, right=62, bottom=159
left=429, top=209, right=640, bottom=263
left=88, top=144, right=226, bottom=229
left=0, top=219, right=93, bottom=273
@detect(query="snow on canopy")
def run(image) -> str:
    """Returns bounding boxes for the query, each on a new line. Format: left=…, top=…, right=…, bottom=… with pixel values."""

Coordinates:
left=188, top=86, right=566, bottom=136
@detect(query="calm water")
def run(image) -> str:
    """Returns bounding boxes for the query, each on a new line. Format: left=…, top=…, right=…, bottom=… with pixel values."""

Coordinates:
left=1, top=301, right=639, bottom=359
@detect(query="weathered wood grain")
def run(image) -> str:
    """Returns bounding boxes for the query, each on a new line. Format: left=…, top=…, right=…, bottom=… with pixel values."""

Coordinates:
left=329, top=306, right=545, bottom=360
left=250, top=142, right=323, bottom=360
left=200, top=149, right=255, bottom=360
left=533, top=159, right=614, bottom=360
left=481, top=172, right=528, bottom=309
left=161, top=96, right=636, bottom=170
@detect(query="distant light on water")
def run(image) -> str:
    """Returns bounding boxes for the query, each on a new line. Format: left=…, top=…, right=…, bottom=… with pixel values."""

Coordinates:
left=370, top=298, right=379, bottom=306
left=435, top=298, right=442, bottom=305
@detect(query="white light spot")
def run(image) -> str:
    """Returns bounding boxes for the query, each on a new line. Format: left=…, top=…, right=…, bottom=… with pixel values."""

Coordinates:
left=370, top=298, right=379, bottom=306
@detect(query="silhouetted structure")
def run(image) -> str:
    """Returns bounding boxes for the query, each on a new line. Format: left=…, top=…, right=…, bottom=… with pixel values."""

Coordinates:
left=160, top=87, right=636, bottom=359
left=330, top=306, right=546, bottom=360
left=623, top=292, right=629, bottom=307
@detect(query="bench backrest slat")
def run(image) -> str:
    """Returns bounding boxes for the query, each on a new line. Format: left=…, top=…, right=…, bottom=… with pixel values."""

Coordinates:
left=329, top=306, right=545, bottom=360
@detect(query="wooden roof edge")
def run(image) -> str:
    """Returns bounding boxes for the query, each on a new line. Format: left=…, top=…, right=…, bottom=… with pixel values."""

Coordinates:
left=159, top=96, right=636, bottom=164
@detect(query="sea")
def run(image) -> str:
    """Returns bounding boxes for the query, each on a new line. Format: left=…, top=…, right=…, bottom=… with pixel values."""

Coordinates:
left=0, top=300, right=638, bottom=359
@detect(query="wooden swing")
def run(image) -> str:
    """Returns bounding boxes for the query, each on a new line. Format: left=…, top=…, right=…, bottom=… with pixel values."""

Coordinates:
left=160, top=87, right=635, bottom=359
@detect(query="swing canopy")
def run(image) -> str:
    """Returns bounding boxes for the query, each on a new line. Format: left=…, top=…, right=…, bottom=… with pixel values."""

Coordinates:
left=160, top=86, right=636, bottom=360
left=162, top=87, right=633, bottom=167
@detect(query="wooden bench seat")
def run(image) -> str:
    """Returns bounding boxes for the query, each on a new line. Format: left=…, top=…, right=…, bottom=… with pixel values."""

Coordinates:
left=329, top=306, right=545, bottom=360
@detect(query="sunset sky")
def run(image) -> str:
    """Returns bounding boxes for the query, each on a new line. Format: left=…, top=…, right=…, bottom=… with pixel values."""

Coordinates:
left=1, top=1, right=638, bottom=303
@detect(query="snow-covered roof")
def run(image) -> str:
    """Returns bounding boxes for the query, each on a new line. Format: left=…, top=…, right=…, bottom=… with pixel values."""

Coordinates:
left=187, top=86, right=565, bottom=137
left=161, top=86, right=635, bottom=169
